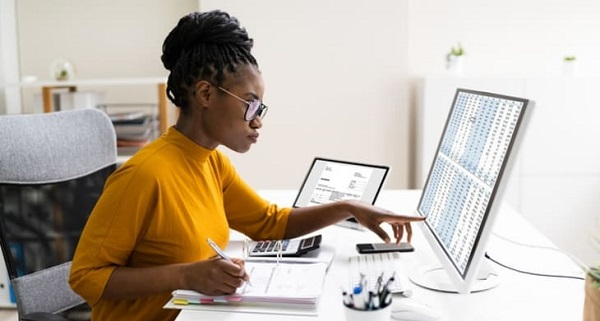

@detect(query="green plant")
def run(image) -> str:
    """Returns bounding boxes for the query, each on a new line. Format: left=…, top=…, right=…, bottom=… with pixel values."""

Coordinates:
left=564, top=55, right=577, bottom=62
left=446, top=43, right=465, bottom=62
left=586, top=222, right=600, bottom=288
left=590, top=267, right=600, bottom=287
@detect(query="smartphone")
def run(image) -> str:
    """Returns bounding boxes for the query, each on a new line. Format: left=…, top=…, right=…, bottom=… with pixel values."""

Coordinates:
left=356, top=242, right=414, bottom=254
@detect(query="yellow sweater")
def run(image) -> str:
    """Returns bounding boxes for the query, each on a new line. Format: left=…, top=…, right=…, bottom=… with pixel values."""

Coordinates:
left=69, top=127, right=291, bottom=321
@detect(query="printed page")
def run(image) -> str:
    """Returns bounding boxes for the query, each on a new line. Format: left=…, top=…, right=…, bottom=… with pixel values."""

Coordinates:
left=240, top=262, right=327, bottom=300
left=172, top=262, right=328, bottom=305
left=308, top=163, right=373, bottom=206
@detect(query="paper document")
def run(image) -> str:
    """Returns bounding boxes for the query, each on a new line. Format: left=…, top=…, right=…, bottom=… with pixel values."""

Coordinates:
left=170, top=262, right=328, bottom=306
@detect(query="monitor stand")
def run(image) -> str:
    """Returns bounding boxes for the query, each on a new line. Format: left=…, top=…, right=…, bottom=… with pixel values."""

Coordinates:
left=409, top=259, right=500, bottom=293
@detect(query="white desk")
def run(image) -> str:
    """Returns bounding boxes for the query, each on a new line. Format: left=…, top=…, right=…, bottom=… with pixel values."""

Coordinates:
left=175, top=189, right=585, bottom=321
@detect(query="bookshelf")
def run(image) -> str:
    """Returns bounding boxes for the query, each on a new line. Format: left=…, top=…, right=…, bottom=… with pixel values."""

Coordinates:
left=19, top=77, right=171, bottom=133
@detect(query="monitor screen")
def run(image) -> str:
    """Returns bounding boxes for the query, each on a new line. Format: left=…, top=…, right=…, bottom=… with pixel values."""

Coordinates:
left=414, top=88, right=530, bottom=294
left=292, top=158, right=389, bottom=210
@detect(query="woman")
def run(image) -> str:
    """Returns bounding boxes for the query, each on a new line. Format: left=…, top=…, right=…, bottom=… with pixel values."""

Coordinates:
left=69, top=10, right=423, bottom=321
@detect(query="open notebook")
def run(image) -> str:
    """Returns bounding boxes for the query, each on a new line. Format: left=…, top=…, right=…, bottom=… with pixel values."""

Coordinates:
left=165, top=261, right=328, bottom=316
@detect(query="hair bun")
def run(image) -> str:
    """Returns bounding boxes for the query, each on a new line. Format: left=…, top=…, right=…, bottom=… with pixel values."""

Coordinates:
left=161, top=10, right=254, bottom=71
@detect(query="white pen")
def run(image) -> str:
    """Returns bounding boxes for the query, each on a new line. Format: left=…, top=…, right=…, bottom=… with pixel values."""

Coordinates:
left=207, top=237, right=252, bottom=286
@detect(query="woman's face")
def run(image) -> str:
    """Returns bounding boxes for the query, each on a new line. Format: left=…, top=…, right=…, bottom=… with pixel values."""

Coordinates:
left=202, top=64, right=265, bottom=153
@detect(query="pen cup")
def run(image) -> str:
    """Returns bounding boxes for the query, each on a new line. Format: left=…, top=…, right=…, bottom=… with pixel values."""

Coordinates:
left=344, top=304, right=392, bottom=321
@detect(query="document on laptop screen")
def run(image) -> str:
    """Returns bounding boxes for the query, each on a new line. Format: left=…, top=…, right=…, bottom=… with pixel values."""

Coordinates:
left=308, top=162, right=372, bottom=205
left=293, top=158, right=389, bottom=208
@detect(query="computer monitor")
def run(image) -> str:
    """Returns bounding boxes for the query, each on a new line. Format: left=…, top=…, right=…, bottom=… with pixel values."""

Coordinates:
left=412, top=88, right=531, bottom=294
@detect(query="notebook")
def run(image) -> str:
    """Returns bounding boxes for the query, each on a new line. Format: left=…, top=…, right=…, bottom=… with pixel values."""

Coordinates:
left=165, top=261, right=328, bottom=316
left=292, top=157, right=390, bottom=229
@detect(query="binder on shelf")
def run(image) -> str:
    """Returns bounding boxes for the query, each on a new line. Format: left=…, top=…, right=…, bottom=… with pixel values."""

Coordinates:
left=113, top=117, right=153, bottom=142
left=98, top=103, right=160, bottom=155
left=107, top=110, right=147, bottom=123
left=116, top=139, right=148, bottom=148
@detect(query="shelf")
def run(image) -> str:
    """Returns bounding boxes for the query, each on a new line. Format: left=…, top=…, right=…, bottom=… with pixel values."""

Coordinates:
left=16, top=77, right=170, bottom=134
left=16, top=77, right=167, bottom=88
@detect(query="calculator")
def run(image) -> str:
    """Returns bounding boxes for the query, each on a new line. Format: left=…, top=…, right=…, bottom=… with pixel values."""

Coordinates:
left=248, top=235, right=322, bottom=257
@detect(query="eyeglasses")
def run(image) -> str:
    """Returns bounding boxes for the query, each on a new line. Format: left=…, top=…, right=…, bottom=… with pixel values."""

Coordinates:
left=216, top=86, right=268, bottom=122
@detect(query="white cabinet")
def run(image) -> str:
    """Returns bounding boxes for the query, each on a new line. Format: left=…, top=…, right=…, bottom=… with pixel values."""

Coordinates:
left=416, top=76, right=600, bottom=265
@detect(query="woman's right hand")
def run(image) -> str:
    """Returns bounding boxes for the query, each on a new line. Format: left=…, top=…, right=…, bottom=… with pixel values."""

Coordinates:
left=183, top=257, right=249, bottom=296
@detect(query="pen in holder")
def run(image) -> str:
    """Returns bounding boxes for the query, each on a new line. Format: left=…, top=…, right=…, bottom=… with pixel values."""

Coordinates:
left=275, top=240, right=282, bottom=266
left=242, top=239, right=250, bottom=260
left=342, top=273, right=393, bottom=321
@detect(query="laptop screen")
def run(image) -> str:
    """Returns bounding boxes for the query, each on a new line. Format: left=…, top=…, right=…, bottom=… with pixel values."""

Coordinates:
left=292, top=158, right=389, bottom=210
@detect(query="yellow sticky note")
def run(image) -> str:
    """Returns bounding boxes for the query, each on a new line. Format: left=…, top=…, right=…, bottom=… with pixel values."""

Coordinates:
left=173, top=298, right=189, bottom=305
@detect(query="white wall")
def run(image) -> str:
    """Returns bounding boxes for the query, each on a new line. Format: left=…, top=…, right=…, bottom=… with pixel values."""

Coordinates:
left=0, top=0, right=21, bottom=115
left=200, top=0, right=600, bottom=191
left=199, top=0, right=600, bottom=265
left=8, top=0, right=600, bottom=264
left=16, top=0, right=198, bottom=113
left=201, top=0, right=411, bottom=190
left=406, top=0, right=600, bottom=78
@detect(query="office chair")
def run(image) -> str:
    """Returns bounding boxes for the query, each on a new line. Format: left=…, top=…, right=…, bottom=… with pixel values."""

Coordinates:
left=0, top=109, right=117, bottom=321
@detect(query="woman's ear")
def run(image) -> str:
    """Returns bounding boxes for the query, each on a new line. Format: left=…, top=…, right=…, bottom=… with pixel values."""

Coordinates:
left=194, top=80, right=213, bottom=107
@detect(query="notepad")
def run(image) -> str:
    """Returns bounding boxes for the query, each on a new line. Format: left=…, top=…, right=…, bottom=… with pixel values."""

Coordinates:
left=165, top=262, right=328, bottom=316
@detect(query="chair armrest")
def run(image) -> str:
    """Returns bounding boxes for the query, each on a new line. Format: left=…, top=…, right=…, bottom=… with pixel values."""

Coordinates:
left=21, top=312, right=72, bottom=321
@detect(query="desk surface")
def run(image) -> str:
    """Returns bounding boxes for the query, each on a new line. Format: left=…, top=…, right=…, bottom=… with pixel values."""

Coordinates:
left=175, top=189, right=585, bottom=321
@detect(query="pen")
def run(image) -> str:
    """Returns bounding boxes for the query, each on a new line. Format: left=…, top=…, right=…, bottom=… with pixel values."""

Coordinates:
left=376, top=272, right=384, bottom=293
left=352, top=284, right=365, bottom=310
left=275, top=240, right=283, bottom=266
left=342, top=291, right=352, bottom=307
left=379, top=275, right=395, bottom=308
left=207, top=237, right=252, bottom=286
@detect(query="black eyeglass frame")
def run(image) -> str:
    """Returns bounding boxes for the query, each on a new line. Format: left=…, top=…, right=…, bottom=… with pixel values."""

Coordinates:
left=216, top=86, right=268, bottom=122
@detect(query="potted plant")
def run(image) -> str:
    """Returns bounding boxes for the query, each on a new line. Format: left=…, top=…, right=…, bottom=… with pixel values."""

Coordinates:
left=562, top=55, right=577, bottom=76
left=584, top=228, right=600, bottom=321
left=50, top=59, right=75, bottom=81
left=446, top=43, right=465, bottom=75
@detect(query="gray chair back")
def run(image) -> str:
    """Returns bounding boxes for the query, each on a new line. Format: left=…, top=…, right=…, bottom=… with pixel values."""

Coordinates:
left=0, top=109, right=117, bottom=317
left=0, top=108, right=117, bottom=184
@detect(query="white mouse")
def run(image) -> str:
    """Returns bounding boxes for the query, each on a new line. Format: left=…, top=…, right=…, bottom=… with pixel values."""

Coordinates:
left=390, top=299, right=441, bottom=321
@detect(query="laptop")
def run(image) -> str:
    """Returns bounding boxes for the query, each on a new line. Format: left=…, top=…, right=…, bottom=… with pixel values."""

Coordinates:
left=292, top=157, right=390, bottom=229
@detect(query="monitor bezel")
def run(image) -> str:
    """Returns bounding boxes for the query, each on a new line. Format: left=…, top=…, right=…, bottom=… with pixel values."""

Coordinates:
left=415, top=88, right=532, bottom=294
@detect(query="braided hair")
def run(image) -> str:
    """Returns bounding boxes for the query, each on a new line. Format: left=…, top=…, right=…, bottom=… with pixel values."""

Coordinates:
left=161, top=10, right=258, bottom=110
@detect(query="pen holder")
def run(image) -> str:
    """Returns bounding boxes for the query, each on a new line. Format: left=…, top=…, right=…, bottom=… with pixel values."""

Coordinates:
left=344, top=304, right=392, bottom=321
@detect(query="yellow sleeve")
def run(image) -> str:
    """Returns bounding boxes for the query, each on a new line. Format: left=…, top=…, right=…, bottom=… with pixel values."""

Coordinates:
left=69, top=164, right=157, bottom=306
left=216, top=151, right=291, bottom=240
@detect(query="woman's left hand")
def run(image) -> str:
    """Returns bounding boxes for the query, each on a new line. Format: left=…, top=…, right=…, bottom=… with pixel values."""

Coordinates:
left=344, top=200, right=425, bottom=243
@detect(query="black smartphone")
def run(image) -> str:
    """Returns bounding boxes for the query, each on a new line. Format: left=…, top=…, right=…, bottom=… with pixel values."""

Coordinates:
left=356, top=242, right=414, bottom=254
